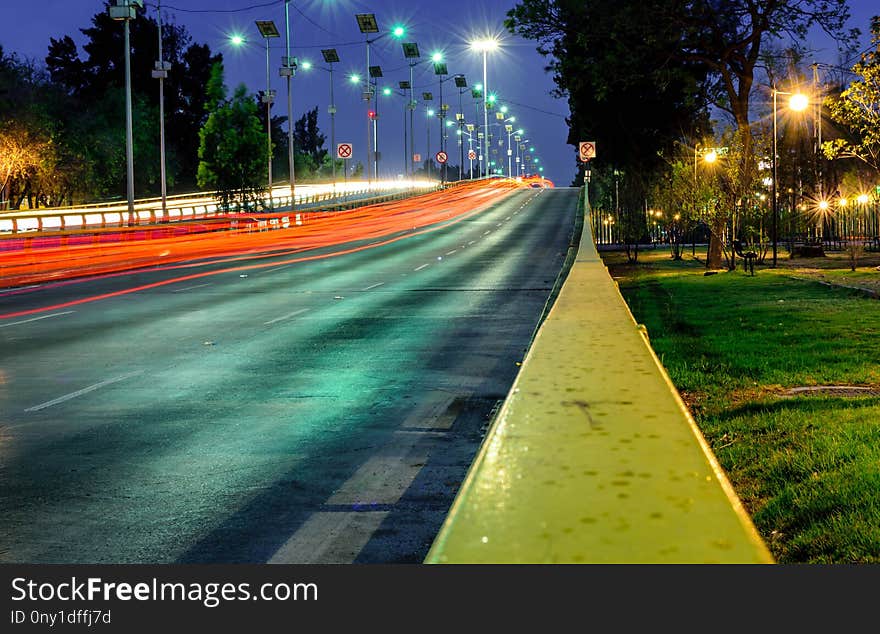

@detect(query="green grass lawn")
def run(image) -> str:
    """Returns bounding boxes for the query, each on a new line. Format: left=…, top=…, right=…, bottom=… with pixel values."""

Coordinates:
left=603, top=247, right=880, bottom=563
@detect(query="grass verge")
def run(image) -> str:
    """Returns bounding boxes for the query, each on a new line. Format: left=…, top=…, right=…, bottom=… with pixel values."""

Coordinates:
left=603, top=248, right=880, bottom=563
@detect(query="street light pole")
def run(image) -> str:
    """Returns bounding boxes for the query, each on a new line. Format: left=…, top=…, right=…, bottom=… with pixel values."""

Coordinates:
left=402, top=42, right=420, bottom=181
left=108, top=1, right=141, bottom=222
left=265, top=37, right=273, bottom=206
left=505, top=123, right=514, bottom=178
left=329, top=62, right=336, bottom=193
left=772, top=88, right=779, bottom=267
left=255, top=20, right=280, bottom=209
left=409, top=62, right=416, bottom=178
left=283, top=0, right=295, bottom=208
left=426, top=106, right=433, bottom=178
left=317, top=50, right=340, bottom=196
left=356, top=14, right=379, bottom=186
left=154, top=1, right=168, bottom=218
left=770, top=88, right=808, bottom=267
left=481, top=51, right=488, bottom=178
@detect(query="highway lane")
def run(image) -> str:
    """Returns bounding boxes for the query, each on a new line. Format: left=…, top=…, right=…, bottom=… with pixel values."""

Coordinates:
left=0, top=186, right=579, bottom=563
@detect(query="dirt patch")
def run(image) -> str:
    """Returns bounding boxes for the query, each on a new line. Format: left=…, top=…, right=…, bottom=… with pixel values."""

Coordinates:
left=782, top=385, right=880, bottom=398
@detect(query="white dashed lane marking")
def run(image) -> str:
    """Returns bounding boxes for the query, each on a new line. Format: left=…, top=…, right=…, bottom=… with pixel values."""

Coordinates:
left=171, top=283, right=212, bottom=293
left=0, top=311, right=75, bottom=328
left=25, top=370, right=144, bottom=412
left=264, top=308, right=309, bottom=325
left=362, top=282, right=384, bottom=291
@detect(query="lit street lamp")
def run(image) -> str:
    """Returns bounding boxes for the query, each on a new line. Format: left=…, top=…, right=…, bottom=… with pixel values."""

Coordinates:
left=772, top=88, right=809, bottom=267
left=255, top=20, right=280, bottom=209
left=470, top=38, right=498, bottom=178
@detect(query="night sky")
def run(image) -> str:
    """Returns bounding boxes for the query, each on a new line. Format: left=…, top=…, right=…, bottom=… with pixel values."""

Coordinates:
left=1, top=0, right=877, bottom=186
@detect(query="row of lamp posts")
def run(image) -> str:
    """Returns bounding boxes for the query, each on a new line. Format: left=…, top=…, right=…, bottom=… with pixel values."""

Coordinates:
left=107, top=1, right=528, bottom=218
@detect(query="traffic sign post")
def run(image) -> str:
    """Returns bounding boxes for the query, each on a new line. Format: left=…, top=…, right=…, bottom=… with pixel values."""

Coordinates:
left=413, top=153, right=421, bottom=164
left=435, top=151, right=448, bottom=164
left=467, top=150, right=476, bottom=160
left=578, top=141, right=596, bottom=217
left=337, top=143, right=353, bottom=206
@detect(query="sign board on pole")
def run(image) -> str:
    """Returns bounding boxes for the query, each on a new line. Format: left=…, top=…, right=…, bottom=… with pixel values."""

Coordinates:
left=337, top=143, right=353, bottom=159
left=578, top=141, right=596, bottom=162
left=467, top=150, right=476, bottom=160
left=435, top=151, right=448, bottom=164
left=413, top=153, right=421, bottom=163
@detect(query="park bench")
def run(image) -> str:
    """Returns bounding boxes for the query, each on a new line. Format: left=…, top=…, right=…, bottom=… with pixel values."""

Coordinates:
left=733, top=239, right=757, bottom=275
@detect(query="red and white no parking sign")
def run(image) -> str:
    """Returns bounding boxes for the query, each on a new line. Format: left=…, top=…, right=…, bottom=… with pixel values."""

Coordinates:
left=337, top=143, right=353, bottom=159
left=435, top=151, right=448, bottom=164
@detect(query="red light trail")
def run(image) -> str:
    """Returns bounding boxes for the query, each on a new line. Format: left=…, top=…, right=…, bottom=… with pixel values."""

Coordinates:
left=0, top=180, right=527, bottom=319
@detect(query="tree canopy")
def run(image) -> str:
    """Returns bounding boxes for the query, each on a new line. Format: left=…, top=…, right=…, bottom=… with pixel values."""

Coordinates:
left=507, top=0, right=858, bottom=267
left=197, top=64, right=269, bottom=212
left=824, top=16, right=880, bottom=175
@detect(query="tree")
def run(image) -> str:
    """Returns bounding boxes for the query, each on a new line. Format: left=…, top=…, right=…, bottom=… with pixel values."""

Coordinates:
left=197, top=65, right=268, bottom=212
left=823, top=17, right=880, bottom=175
left=674, top=1, right=855, bottom=267
left=293, top=107, right=328, bottom=176
left=506, top=0, right=710, bottom=263
left=507, top=0, right=857, bottom=268
left=45, top=5, right=222, bottom=194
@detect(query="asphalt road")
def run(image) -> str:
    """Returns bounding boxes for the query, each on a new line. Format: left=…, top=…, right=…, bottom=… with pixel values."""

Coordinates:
left=0, top=187, right=579, bottom=563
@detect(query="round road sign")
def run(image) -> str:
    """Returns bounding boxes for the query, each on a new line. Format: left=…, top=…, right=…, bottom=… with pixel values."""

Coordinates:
left=467, top=150, right=476, bottom=160
left=337, top=143, right=353, bottom=159
left=578, top=141, right=596, bottom=162
left=435, top=151, right=448, bottom=164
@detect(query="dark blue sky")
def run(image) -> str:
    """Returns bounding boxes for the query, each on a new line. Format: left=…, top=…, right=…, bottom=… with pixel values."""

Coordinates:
left=1, top=1, right=877, bottom=186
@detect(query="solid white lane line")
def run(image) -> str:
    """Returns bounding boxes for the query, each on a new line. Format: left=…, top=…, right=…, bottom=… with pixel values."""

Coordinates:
left=414, top=264, right=429, bottom=271
left=445, top=250, right=457, bottom=256
left=171, top=283, right=212, bottom=293
left=264, top=308, right=309, bottom=325
left=25, top=370, right=144, bottom=412
left=0, top=311, right=75, bottom=329
left=362, top=282, right=385, bottom=291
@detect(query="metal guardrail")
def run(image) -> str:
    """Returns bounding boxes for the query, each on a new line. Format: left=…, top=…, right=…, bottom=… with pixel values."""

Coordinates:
left=425, top=188, right=773, bottom=564
left=0, top=184, right=441, bottom=237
